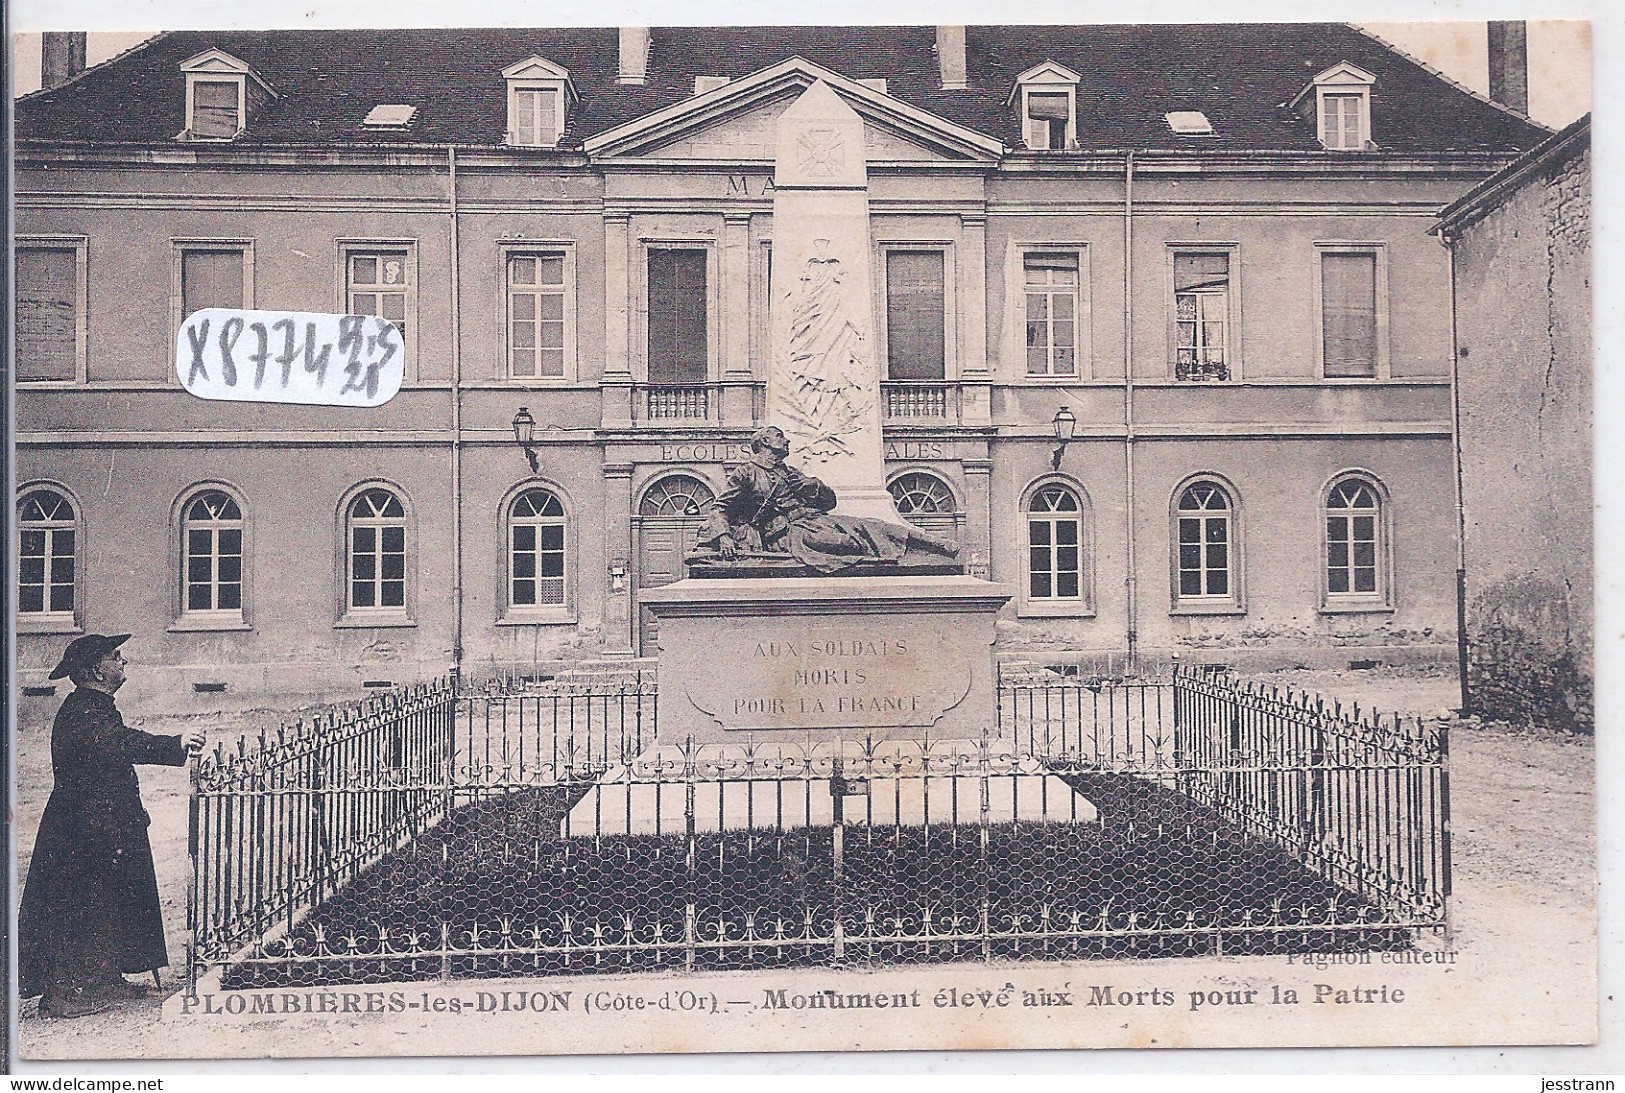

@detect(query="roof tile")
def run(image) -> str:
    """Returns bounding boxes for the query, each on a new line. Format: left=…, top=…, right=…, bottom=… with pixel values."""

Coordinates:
left=16, top=25, right=1547, bottom=153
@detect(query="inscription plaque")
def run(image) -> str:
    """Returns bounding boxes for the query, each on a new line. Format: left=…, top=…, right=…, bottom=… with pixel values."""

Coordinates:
left=688, top=634, right=973, bottom=732
left=641, top=575, right=1012, bottom=744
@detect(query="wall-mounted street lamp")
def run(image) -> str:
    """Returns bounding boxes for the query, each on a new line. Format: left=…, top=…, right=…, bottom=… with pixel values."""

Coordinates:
left=1051, top=405, right=1077, bottom=471
left=512, top=406, right=540, bottom=475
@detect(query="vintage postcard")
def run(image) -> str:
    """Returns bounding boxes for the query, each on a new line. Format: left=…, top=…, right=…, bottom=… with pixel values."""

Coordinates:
left=6, top=9, right=1596, bottom=1065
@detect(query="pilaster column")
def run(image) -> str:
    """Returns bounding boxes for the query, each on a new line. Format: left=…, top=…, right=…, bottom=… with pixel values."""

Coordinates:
left=961, top=457, right=994, bottom=581
left=601, top=212, right=634, bottom=428
left=957, top=213, right=991, bottom=427
left=601, top=461, right=636, bottom=657
left=720, top=211, right=756, bottom=424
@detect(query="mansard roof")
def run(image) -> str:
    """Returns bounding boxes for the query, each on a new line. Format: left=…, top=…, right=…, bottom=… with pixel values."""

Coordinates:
left=16, top=24, right=1549, bottom=154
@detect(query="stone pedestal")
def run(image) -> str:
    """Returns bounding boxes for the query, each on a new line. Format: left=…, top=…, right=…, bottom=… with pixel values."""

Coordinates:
left=563, top=739, right=1096, bottom=836
left=640, top=574, right=1012, bottom=744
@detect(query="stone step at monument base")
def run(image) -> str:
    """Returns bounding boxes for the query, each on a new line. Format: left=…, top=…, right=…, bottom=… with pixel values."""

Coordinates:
left=561, top=740, right=1098, bottom=837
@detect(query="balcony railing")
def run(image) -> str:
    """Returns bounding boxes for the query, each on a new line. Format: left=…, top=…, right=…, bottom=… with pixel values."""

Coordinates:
left=882, top=382, right=952, bottom=421
left=643, top=384, right=713, bottom=422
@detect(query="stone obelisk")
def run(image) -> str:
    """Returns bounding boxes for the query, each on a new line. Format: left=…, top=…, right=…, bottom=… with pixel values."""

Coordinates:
left=767, top=80, right=902, bottom=523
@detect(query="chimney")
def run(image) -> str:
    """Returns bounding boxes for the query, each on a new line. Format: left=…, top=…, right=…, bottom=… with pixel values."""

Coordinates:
left=42, top=32, right=87, bottom=90
left=1487, top=20, right=1529, bottom=115
left=618, top=27, right=650, bottom=86
left=936, top=26, right=967, bottom=90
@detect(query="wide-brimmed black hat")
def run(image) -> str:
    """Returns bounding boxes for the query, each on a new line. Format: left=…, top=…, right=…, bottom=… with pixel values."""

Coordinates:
left=48, top=633, right=130, bottom=680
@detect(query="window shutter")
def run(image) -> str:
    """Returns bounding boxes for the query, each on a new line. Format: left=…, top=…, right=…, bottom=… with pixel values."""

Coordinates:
left=182, top=250, right=246, bottom=317
left=15, top=248, right=77, bottom=382
left=673, top=250, right=707, bottom=383
left=1321, top=253, right=1377, bottom=377
left=512, top=89, right=535, bottom=144
left=193, top=80, right=241, bottom=138
left=886, top=250, right=946, bottom=380
left=1174, top=253, right=1229, bottom=293
left=1027, top=92, right=1070, bottom=121
left=648, top=249, right=707, bottom=384
left=535, top=88, right=559, bottom=145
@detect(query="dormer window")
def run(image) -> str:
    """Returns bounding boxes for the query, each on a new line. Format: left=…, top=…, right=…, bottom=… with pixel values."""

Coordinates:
left=1010, top=61, right=1081, bottom=151
left=1296, top=62, right=1376, bottom=151
left=502, top=56, right=574, bottom=148
left=179, top=49, right=273, bottom=142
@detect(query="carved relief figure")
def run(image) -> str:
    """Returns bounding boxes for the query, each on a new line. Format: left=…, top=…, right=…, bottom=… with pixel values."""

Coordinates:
left=775, top=240, right=872, bottom=464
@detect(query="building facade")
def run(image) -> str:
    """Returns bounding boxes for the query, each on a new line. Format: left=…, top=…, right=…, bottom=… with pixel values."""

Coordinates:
left=14, top=26, right=1548, bottom=710
left=1437, top=114, right=1592, bottom=731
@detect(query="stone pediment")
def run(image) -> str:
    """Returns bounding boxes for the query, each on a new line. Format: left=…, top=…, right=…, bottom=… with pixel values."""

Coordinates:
left=584, top=57, right=1003, bottom=165
left=633, top=97, right=971, bottom=165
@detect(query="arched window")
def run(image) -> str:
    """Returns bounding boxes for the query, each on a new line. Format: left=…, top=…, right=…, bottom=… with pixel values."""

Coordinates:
left=182, top=489, right=244, bottom=616
left=1324, top=475, right=1388, bottom=608
left=888, top=471, right=959, bottom=540
left=347, top=488, right=408, bottom=613
left=509, top=488, right=567, bottom=609
left=18, top=488, right=76, bottom=621
left=1173, top=479, right=1240, bottom=611
left=1026, top=484, right=1084, bottom=603
left=640, top=474, right=714, bottom=517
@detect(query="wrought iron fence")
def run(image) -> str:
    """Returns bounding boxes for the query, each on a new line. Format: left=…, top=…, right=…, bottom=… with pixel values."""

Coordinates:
left=189, top=664, right=1448, bottom=989
left=455, top=671, right=659, bottom=786
left=1168, top=664, right=1450, bottom=918
left=187, top=679, right=457, bottom=981
left=188, top=674, right=656, bottom=984
left=998, top=663, right=1449, bottom=917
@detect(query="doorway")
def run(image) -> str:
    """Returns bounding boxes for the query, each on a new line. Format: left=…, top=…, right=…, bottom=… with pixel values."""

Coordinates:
left=635, top=473, right=717, bottom=657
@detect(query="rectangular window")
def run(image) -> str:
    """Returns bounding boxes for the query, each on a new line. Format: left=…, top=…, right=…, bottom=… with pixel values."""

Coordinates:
left=511, top=524, right=566, bottom=606
left=15, top=246, right=81, bottom=382
left=1326, top=514, right=1378, bottom=595
left=347, top=250, right=410, bottom=340
left=508, top=253, right=568, bottom=379
left=1321, top=251, right=1379, bottom=378
left=1321, top=93, right=1363, bottom=150
left=192, top=79, right=242, bottom=138
left=182, top=248, right=247, bottom=318
left=1177, top=516, right=1230, bottom=597
left=351, top=525, right=406, bottom=608
left=646, top=248, right=708, bottom=384
left=511, top=86, right=559, bottom=146
left=1026, top=91, right=1070, bottom=150
left=19, top=528, right=74, bottom=614
left=886, top=250, right=946, bottom=380
left=1173, top=252, right=1230, bottom=382
left=1028, top=515, right=1081, bottom=598
left=187, top=527, right=243, bottom=612
left=1024, top=252, right=1079, bottom=377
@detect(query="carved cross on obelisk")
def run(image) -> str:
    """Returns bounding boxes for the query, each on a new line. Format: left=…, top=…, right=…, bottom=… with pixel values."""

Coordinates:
left=767, top=80, right=902, bottom=523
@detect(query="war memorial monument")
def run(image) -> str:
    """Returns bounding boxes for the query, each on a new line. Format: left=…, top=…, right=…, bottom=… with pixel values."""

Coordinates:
left=644, top=81, right=1015, bottom=748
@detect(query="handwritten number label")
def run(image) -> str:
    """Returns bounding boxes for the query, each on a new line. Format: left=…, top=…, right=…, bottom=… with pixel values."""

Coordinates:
left=177, top=308, right=403, bottom=407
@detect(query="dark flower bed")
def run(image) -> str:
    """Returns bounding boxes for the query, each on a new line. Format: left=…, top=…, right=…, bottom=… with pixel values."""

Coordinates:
left=222, top=773, right=1413, bottom=988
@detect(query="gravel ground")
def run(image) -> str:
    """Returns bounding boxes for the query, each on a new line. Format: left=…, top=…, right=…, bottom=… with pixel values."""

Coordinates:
left=11, top=666, right=1596, bottom=1060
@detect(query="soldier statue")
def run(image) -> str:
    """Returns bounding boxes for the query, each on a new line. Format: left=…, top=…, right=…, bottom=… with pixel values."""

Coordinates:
left=689, top=425, right=958, bottom=575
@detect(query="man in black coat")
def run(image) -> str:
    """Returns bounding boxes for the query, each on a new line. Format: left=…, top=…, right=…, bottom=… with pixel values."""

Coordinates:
left=18, top=634, right=205, bottom=1018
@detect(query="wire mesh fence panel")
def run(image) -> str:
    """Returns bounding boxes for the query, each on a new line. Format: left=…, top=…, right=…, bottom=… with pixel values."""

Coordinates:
left=194, top=664, right=1447, bottom=990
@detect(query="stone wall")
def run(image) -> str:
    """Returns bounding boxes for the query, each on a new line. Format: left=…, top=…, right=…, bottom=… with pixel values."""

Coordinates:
left=1453, top=131, right=1592, bottom=730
